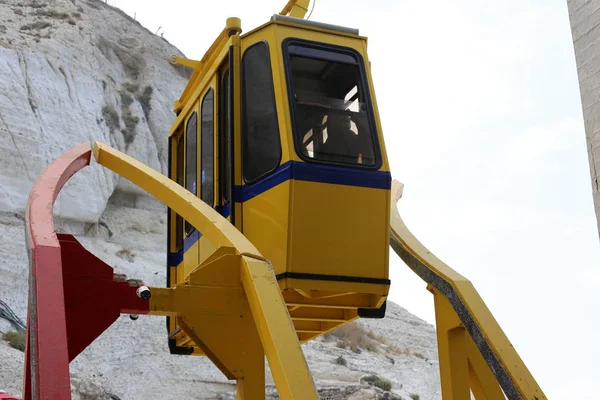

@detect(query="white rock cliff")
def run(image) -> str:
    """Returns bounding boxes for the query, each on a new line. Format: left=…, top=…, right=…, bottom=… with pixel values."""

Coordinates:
left=0, top=1, right=441, bottom=399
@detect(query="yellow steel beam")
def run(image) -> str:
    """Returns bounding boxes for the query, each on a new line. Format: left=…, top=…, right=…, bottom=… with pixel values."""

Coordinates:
left=433, top=287, right=470, bottom=400
left=289, top=307, right=358, bottom=322
left=292, top=317, right=346, bottom=323
left=278, top=278, right=389, bottom=297
left=94, top=141, right=256, bottom=254
left=240, top=256, right=318, bottom=400
left=145, top=254, right=262, bottom=388
left=465, top=332, right=505, bottom=400
left=390, top=180, right=547, bottom=400
left=283, top=290, right=376, bottom=309
left=293, top=320, right=339, bottom=331
left=298, top=332, right=318, bottom=342
left=148, top=286, right=245, bottom=316
left=280, top=0, right=310, bottom=18
left=93, top=141, right=317, bottom=400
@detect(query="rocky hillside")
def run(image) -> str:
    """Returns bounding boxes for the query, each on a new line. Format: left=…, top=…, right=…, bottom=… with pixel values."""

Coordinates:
left=0, top=1, right=441, bottom=399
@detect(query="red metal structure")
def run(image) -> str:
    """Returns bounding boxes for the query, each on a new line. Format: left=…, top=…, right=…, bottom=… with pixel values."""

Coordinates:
left=21, top=144, right=149, bottom=399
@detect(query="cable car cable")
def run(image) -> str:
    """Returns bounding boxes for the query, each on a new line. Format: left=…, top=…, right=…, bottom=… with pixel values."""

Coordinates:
left=306, top=0, right=316, bottom=20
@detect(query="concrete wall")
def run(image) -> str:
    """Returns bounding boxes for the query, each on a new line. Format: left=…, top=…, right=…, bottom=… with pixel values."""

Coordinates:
left=568, top=0, right=600, bottom=234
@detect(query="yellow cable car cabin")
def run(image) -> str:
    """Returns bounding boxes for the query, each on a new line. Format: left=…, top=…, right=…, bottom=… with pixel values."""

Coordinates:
left=166, top=14, right=391, bottom=355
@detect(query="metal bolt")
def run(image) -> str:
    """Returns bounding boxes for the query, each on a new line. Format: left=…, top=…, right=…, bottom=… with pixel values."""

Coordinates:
left=136, top=285, right=151, bottom=300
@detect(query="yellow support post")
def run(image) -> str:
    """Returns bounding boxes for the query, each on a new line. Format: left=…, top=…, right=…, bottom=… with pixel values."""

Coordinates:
left=432, top=286, right=470, bottom=400
left=240, top=256, right=318, bottom=400
left=145, top=248, right=267, bottom=399
left=431, top=285, right=504, bottom=400
left=390, top=180, right=547, bottom=400
left=465, top=334, right=505, bottom=400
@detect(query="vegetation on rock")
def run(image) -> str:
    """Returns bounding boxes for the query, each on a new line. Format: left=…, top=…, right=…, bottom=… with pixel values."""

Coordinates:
left=2, top=330, right=25, bottom=352
left=360, top=374, right=392, bottom=391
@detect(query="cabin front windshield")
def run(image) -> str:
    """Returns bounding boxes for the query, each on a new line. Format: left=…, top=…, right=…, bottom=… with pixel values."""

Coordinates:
left=287, top=45, right=377, bottom=166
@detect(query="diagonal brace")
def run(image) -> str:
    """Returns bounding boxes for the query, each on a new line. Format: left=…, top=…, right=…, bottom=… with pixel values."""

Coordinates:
left=240, top=256, right=318, bottom=400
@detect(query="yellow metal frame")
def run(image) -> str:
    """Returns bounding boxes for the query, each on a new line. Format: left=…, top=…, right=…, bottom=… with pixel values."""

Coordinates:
left=280, top=0, right=310, bottom=18
left=159, top=5, right=547, bottom=398
left=19, top=0, right=548, bottom=397
left=389, top=180, right=547, bottom=400
left=93, top=142, right=317, bottom=400
left=91, top=140, right=548, bottom=399
left=170, top=18, right=242, bottom=115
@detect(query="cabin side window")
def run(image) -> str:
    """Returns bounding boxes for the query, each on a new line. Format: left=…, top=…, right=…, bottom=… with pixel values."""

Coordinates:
left=185, top=111, right=198, bottom=236
left=284, top=40, right=379, bottom=167
left=220, top=69, right=231, bottom=204
left=201, top=89, right=215, bottom=206
left=175, top=133, right=185, bottom=252
left=242, top=41, right=281, bottom=183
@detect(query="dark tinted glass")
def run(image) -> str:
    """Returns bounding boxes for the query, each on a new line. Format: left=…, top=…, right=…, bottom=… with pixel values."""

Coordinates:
left=201, top=89, right=214, bottom=206
left=175, top=134, right=184, bottom=251
left=287, top=46, right=378, bottom=166
left=185, top=112, right=197, bottom=236
left=242, top=41, right=281, bottom=182
left=220, top=69, right=231, bottom=204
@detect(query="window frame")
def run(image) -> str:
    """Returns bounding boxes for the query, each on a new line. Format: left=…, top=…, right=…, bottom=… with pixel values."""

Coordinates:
left=184, top=110, right=198, bottom=237
left=220, top=68, right=231, bottom=205
left=201, top=88, right=215, bottom=207
left=282, top=38, right=382, bottom=170
left=174, top=132, right=185, bottom=251
left=241, top=40, right=282, bottom=184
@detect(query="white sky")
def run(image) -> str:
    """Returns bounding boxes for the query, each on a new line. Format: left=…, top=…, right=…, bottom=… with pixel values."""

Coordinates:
left=108, top=0, right=600, bottom=398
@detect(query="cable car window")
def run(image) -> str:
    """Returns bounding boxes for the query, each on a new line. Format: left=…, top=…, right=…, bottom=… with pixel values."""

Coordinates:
left=285, top=41, right=379, bottom=167
left=201, top=89, right=214, bottom=206
left=185, top=111, right=197, bottom=236
left=242, top=41, right=281, bottom=183
left=220, top=68, right=231, bottom=204
left=175, top=134, right=184, bottom=251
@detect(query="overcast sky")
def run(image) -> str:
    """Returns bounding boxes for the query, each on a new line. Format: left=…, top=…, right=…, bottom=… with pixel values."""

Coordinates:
left=108, top=0, right=599, bottom=397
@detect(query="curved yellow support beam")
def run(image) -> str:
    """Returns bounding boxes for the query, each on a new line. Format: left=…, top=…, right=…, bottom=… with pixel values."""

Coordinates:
left=390, top=180, right=546, bottom=400
left=93, top=141, right=317, bottom=400
left=94, top=141, right=256, bottom=254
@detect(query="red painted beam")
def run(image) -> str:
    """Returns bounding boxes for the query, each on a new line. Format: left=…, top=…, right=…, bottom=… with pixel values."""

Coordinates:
left=59, top=234, right=149, bottom=361
left=22, top=144, right=153, bottom=399
left=0, top=394, right=21, bottom=400
left=24, top=144, right=92, bottom=400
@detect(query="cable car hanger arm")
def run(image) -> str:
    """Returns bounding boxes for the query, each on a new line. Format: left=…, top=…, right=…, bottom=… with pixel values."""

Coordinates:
left=280, top=0, right=310, bottom=19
